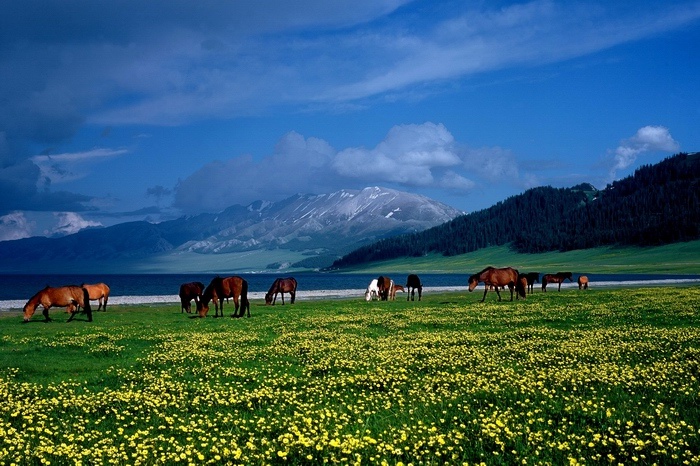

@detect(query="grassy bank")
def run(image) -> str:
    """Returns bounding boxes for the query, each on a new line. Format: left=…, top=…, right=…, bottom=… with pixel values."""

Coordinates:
left=1, top=286, right=700, bottom=465
left=341, top=240, right=700, bottom=275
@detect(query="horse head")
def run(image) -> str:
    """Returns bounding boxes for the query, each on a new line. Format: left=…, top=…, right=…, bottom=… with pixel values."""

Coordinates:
left=264, top=292, right=274, bottom=305
left=467, top=274, right=479, bottom=292
left=22, top=301, right=37, bottom=322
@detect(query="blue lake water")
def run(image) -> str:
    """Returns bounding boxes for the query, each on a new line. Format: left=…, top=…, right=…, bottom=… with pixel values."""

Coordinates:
left=1, top=272, right=699, bottom=300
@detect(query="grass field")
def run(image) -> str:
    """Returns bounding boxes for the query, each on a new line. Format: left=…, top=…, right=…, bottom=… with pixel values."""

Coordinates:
left=1, top=286, right=699, bottom=465
left=341, top=240, right=700, bottom=275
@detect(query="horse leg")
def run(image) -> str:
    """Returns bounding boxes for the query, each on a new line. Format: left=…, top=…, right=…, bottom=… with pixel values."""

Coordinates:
left=281, top=292, right=285, bottom=305
left=231, top=297, right=240, bottom=318
left=291, top=291, right=296, bottom=304
left=481, top=286, right=488, bottom=303
left=558, top=282, right=562, bottom=291
left=495, top=287, right=502, bottom=301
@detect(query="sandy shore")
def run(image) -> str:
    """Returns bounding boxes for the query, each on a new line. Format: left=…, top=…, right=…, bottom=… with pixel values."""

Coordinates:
left=2, top=278, right=699, bottom=312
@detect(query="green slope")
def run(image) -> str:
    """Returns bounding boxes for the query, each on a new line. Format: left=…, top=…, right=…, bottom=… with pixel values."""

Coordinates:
left=338, top=239, right=700, bottom=274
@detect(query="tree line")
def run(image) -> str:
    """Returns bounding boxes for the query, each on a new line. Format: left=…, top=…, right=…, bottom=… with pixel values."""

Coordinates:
left=330, top=152, right=700, bottom=269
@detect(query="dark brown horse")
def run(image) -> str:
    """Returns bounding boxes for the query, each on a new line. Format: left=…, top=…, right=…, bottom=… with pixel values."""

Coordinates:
left=578, top=275, right=589, bottom=290
left=23, top=286, right=92, bottom=323
left=377, top=276, right=393, bottom=301
left=521, top=272, right=539, bottom=294
left=405, top=274, right=423, bottom=301
left=468, top=266, right=526, bottom=302
left=265, top=277, right=297, bottom=305
left=541, top=272, right=573, bottom=292
left=81, top=282, right=111, bottom=311
left=199, top=276, right=250, bottom=318
left=179, top=281, right=205, bottom=313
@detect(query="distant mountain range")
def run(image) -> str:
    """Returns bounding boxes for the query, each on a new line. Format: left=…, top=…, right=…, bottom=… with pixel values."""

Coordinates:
left=0, top=187, right=463, bottom=273
left=331, top=152, right=700, bottom=269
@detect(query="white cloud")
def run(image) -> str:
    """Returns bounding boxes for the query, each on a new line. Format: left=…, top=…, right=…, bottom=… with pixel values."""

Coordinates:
left=49, top=212, right=102, bottom=236
left=0, top=212, right=35, bottom=241
left=610, top=125, right=680, bottom=179
left=30, top=148, right=128, bottom=185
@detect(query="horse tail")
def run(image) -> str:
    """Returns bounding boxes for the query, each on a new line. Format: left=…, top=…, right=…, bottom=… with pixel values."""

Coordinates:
left=241, top=279, right=250, bottom=317
left=82, top=287, right=93, bottom=322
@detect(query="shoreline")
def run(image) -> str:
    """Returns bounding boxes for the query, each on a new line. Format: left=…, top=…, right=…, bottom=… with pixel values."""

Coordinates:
left=2, top=278, right=700, bottom=311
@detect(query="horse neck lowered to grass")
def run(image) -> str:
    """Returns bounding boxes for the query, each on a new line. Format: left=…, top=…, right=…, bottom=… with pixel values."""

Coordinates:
left=265, top=277, right=297, bottom=305
left=541, top=272, right=573, bottom=292
left=179, top=281, right=205, bottom=313
left=198, top=276, right=250, bottom=318
left=365, top=279, right=380, bottom=302
left=405, top=274, right=423, bottom=301
left=468, top=266, right=526, bottom=302
left=376, top=276, right=393, bottom=301
left=23, top=285, right=92, bottom=323
left=81, top=282, right=111, bottom=311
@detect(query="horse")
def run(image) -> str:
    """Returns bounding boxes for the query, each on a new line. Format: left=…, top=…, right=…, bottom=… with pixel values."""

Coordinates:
left=365, top=279, right=380, bottom=301
left=23, top=285, right=92, bottom=323
left=265, top=277, right=297, bottom=305
left=541, top=272, right=573, bottom=292
left=468, top=266, right=526, bottom=302
left=198, top=276, right=250, bottom=318
left=179, top=281, right=205, bottom=313
left=578, top=275, right=589, bottom=290
left=405, top=274, right=423, bottom=301
left=377, top=276, right=393, bottom=301
left=390, top=283, right=404, bottom=300
left=521, top=272, right=539, bottom=294
left=81, top=282, right=111, bottom=311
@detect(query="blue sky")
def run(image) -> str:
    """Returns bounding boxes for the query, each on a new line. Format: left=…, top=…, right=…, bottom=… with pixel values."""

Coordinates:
left=1, top=0, right=698, bottom=240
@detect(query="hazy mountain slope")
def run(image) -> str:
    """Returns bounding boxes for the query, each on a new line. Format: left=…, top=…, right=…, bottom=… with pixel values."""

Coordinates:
left=0, top=187, right=462, bottom=273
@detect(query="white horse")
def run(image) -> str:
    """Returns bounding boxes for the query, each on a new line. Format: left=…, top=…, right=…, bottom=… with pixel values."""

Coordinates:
left=365, top=279, right=380, bottom=301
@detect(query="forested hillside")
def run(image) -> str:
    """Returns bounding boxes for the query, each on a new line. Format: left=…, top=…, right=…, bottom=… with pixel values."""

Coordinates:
left=330, top=152, right=700, bottom=269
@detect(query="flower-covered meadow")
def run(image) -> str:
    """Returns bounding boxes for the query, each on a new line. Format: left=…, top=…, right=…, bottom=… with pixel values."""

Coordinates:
left=1, top=286, right=699, bottom=465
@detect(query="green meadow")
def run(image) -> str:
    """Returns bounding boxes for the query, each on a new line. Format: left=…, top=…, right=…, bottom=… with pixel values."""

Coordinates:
left=338, top=241, right=700, bottom=275
left=1, top=286, right=699, bottom=465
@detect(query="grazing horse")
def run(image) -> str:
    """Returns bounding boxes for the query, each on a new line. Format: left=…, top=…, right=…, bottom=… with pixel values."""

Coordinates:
left=23, top=286, right=92, bottom=323
left=390, top=284, right=404, bottom=300
left=578, top=275, right=589, bottom=290
left=468, top=266, right=526, bottom=302
left=179, top=281, right=205, bottom=313
left=541, top=272, right=573, bottom=292
left=81, top=282, right=111, bottom=311
left=365, top=279, right=380, bottom=301
left=199, top=276, right=250, bottom=318
left=405, top=274, right=423, bottom=301
left=265, top=277, right=297, bottom=305
left=522, top=272, right=539, bottom=294
left=377, top=276, right=393, bottom=301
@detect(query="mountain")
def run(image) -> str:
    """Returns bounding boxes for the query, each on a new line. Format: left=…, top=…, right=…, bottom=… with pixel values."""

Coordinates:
left=330, top=152, right=700, bottom=269
left=0, top=187, right=462, bottom=273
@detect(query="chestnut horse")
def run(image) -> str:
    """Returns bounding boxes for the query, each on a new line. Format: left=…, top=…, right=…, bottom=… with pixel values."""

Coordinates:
left=199, top=276, right=250, bottom=318
left=468, top=266, right=526, bottom=302
left=390, top=283, right=404, bottom=300
left=377, top=276, right=393, bottom=301
left=578, top=275, right=589, bottom=290
left=265, top=277, right=297, bottom=305
left=405, top=274, right=423, bottom=301
left=179, top=281, right=205, bottom=313
left=81, top=282, right=110, bottom=311
left=521, top=272, right=539, bottom=294
left=23, top=285, right=92, bottom=323
left=541, top=272, right=573, bottom=292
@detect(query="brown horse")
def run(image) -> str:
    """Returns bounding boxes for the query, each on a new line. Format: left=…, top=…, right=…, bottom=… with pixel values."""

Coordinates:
left=468, top=266, right=526, bottom=302
left=23, top=286, right=92, bottom=323
left=521, top=272, right=539, bottom=294
left=541, top=272, right=573, bottom=292
left=198, top=276, right=250, bottom=318
left=265, top=277, right=297, bottom=305
left=390, top=283, right=404, bottom=300
left=578, top=275, right=589, bottom=290
left=377, top=276, right=393, bottom=301
left=179, top=281, right=205, bottom=313
left=405, top=274, right=423, bottom=301
left=81, top=282, right=110, bottom=311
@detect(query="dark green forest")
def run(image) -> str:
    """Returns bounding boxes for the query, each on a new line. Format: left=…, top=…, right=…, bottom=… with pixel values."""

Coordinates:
left=330, top=152, right=700, bottom=269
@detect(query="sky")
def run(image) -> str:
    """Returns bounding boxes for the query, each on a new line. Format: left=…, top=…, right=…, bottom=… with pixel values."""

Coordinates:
left=1, top=0, right=699, bottom=241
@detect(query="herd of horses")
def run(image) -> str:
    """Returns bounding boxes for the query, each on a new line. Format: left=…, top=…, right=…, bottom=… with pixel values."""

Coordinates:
left=21, top=268, right=588, bottom=323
